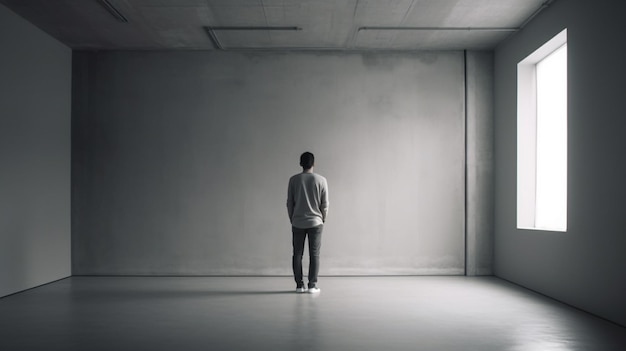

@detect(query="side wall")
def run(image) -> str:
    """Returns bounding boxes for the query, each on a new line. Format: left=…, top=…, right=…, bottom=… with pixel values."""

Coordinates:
left=72, top=50, right=489, bottom=276
left=0, top=4, right=72, bottom=297
left=494, top=0, right=626, bottom=326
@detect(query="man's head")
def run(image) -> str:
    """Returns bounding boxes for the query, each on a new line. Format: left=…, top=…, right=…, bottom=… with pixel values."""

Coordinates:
left=300, top=152, right=315, bottom=170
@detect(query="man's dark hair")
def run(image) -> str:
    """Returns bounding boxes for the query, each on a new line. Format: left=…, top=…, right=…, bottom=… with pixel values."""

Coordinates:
left=300, top=152, right=315, bottom=170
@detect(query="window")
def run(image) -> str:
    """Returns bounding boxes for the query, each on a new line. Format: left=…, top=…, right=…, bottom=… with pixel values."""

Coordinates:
left=517, top=29, right=567, bottom=232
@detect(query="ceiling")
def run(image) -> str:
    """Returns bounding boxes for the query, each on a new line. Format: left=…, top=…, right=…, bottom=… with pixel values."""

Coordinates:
left=0, top=0, right=551, bottom=51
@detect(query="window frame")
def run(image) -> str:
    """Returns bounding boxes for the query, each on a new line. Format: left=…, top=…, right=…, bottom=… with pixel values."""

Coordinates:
left=516, top=28, right=568, bottom=232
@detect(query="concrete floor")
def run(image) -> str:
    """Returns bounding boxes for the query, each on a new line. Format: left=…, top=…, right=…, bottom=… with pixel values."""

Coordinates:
left=0, top=276, right=624, bottom=351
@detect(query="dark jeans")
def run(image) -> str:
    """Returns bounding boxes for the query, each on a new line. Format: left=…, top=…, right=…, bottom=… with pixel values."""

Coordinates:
left=292, top=225, right=323, bottom=288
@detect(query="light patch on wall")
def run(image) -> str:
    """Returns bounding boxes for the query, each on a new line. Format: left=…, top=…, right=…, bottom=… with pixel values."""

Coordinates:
left=517, top=29, right=567, bottom=232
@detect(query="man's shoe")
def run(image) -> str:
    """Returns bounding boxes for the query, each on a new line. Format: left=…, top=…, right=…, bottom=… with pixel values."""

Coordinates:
left=307, top=286, right=320, bottom=294
left=296, top=286, right=307, bottom=293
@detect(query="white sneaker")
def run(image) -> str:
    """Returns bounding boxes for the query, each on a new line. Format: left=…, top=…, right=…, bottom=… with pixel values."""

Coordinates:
left=307, top=287, right=320, bottom=294
left=296, top=287, right=307, bottom=293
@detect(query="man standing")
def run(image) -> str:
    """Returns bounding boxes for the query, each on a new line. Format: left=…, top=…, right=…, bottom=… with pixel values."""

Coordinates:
left=287, top=152, right=329, bottom=294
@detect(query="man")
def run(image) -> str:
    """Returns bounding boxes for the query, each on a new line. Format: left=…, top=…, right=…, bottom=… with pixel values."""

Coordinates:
left=287, top=152, right=329, bottom=294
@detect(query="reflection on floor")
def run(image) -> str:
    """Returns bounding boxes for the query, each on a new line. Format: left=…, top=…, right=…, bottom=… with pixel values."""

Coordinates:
left=0, top=276, right=624, bottom=351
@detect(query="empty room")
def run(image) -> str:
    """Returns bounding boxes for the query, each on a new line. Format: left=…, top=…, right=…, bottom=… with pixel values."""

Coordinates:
left=1, top=0, right=625, bottom=350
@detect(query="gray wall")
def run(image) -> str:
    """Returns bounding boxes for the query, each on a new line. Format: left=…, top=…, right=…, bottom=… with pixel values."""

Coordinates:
left=0, top=4, right=72, bottom=297
left=494, top=0, right=626, bottom=326
left=72, top=50, right=489, bottom=276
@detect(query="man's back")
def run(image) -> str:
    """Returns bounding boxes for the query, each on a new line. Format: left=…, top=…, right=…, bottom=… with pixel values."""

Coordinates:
left=287, top=172, right=329, bottom=229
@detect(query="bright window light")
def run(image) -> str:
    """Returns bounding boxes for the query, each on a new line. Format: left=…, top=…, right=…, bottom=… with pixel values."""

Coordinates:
left=517, top=29, right=568, bottom=232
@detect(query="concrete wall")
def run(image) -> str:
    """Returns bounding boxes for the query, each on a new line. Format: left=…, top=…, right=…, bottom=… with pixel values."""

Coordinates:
left=494, top=0, right=626, bottom=326
left=0, top=4, right=72, bottom=297
left=72, top=50, right=484, bottom=276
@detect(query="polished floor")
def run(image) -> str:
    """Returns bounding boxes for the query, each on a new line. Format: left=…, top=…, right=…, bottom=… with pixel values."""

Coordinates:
left=0, top=276, right=624, bottom=351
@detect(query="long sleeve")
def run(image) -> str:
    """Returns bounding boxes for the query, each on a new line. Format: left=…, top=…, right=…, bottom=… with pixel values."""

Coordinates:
left=287, top=179, right=295, bottom=222
left=319, top=178, right=329, bottom=222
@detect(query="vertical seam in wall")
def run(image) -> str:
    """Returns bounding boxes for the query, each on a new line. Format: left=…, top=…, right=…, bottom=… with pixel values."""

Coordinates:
left=463, top=50, right=468, bottom=276
left=70, top=51, right=76, bottom=276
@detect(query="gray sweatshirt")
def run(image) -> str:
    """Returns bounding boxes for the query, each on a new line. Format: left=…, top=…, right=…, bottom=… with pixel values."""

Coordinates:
left=287, top=172, right=329, bottom=229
